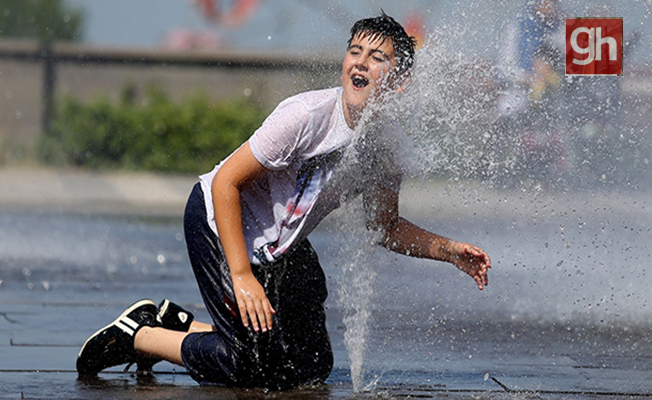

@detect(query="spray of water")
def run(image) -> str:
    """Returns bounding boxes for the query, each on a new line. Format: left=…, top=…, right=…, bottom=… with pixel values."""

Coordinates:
left=333, top=217, right=377, bottom=391
left=332, top=0, right=652, bottom=391
left=331, top=20, right=504, bottom=393
left=326, top=129, right=384, bottom=391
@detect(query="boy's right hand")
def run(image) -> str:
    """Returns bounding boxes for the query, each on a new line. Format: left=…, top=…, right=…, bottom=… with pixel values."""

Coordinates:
left=232, top=272, right=276, bottom=332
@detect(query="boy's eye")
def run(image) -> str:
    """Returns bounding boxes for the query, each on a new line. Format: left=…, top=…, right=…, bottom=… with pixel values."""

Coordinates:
left=372, top=56, right=385, bottom=62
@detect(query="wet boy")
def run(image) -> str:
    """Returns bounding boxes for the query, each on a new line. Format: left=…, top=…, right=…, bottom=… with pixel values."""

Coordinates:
left=77, top=12, right=491, bottom=390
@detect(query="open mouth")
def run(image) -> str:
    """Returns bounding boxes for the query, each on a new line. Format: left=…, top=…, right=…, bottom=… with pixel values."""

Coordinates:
left=351, top=74, right=369, bottom=89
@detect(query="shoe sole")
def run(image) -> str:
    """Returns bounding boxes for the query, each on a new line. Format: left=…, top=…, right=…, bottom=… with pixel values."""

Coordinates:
left=77, top=299, right=156, bottom=366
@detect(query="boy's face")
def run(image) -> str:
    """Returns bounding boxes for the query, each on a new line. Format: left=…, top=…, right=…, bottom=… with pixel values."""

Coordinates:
left=341, top=32, right=398, bottom=124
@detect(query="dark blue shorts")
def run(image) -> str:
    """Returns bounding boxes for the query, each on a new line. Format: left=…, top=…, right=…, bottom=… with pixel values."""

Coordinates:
left=181, top=183, right=333, bottom=389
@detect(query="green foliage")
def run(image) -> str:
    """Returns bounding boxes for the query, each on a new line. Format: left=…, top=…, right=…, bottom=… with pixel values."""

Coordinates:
left=0, top=0, right=84, bottom=41
left=41, top=86, right=267, bottom=174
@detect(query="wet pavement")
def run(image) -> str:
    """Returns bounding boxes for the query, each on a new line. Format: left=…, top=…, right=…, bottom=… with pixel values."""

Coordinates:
left=1, top=167, right=652, bottom=399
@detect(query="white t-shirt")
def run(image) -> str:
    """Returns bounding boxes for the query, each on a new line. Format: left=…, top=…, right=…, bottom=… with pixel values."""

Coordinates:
left=199, top=86, right=403, bottom=265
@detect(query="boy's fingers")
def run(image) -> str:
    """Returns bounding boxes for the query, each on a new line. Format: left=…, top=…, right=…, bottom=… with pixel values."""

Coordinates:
left=253, top=301, right=267, bottom=332
left=480, top=267, right=488, bottom=287
left=239, top=296, right=274, bottom=333
left=247, top=298, right=262, bottom=332
left=483, top=253, right=492, bottom=268
left=238, top=299, right=249, bottom=327
left=262, top=302, right=274, bottom=330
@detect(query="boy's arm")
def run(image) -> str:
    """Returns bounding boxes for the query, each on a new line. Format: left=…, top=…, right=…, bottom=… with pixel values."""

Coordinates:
left=363, top=183, right=491, bottom=290
left=212, top=142, right=275, bottom=332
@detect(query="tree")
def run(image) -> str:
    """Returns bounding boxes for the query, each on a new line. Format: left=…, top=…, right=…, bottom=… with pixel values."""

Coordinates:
left=0, top=0, right=84, bottom=42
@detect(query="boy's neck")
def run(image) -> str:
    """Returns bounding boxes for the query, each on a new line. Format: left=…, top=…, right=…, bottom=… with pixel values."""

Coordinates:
left=342, top=99, right=362, bottom=130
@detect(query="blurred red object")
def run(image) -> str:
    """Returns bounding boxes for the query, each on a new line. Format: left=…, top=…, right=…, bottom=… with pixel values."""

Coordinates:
left=194, top=0, right=260, bottom=28
left=404, top=12, right=426, bottom=49
left=164, top=28, right=225, bottom=50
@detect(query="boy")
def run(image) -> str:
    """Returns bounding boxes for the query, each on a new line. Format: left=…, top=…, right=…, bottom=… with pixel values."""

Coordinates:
left=77, top=12, right=491, bottom=390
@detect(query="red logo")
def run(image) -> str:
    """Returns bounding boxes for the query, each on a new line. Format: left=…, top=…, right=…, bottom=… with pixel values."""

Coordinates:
left=565, top=18, right=623, bottom=76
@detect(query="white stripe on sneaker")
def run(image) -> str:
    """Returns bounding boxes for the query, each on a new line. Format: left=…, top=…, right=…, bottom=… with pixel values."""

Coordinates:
left=121, top=316, right=139, bottom=330
left=159, top=299, right=170, bottom=317
left=115, top=320, right=135, bottom=335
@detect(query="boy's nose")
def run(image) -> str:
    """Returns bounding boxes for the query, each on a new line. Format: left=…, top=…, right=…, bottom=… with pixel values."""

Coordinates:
left=355, top=55, right=369, bottom=71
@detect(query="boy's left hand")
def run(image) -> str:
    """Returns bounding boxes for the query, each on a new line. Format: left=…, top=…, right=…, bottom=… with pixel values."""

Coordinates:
left=449, top=241, right=491, bottom=290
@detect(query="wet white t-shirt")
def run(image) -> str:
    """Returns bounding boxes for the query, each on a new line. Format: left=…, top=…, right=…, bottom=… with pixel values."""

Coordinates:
left=199, top=87, right=402, bottom=265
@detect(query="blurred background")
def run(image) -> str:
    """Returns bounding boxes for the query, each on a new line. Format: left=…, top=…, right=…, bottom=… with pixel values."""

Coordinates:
left=0, top=0, right=650, bottom=188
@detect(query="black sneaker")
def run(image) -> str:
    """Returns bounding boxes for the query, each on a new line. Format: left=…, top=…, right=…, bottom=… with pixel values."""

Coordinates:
left=132, top=299, right=195, bottom=373
left=76, top=299, right=159, bottom=376
left=157, top=299, right=194, bottom=332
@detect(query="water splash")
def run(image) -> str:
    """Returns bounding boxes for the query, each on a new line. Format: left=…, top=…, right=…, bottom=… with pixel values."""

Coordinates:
left=332, top=0, right=652, bottom=391
left=332, top=20, right=515, bottom=393
left=388, top=30, right=499, bottom=181
left=329, top=203, right=378, bottom=392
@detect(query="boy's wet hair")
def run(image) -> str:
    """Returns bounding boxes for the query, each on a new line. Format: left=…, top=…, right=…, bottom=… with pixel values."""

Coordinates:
left=348, top=11, right=417, bottom=75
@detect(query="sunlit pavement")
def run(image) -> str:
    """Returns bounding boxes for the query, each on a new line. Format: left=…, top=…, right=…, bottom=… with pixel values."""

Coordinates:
left=0, top=167, right=195, bottom=217
left=1, top=167, right=652, bottom=399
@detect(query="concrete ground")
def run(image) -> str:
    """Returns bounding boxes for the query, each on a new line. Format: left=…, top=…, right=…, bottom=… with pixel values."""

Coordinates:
left=0, top=167, right=196, bottom=217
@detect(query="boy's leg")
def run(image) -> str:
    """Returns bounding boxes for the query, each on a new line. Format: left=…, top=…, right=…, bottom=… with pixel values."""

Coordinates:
left=77, top=184, right=232, bottom=378
left=135, top=299, right=198, bottom=372
left=76, top=300, right=160, bottom=375
left=189, top=320, right=216, bottom=332
left=77, top=299, right=206, bottom=375
left=133, top=319, right=217, bottom=366
left=134, top=327, right=194, bottom=365
left=252, top=239, right=333, bottom=389
left=182, top=183, right=333, bottom=388
left=181, top=183, right=252, bottom=385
